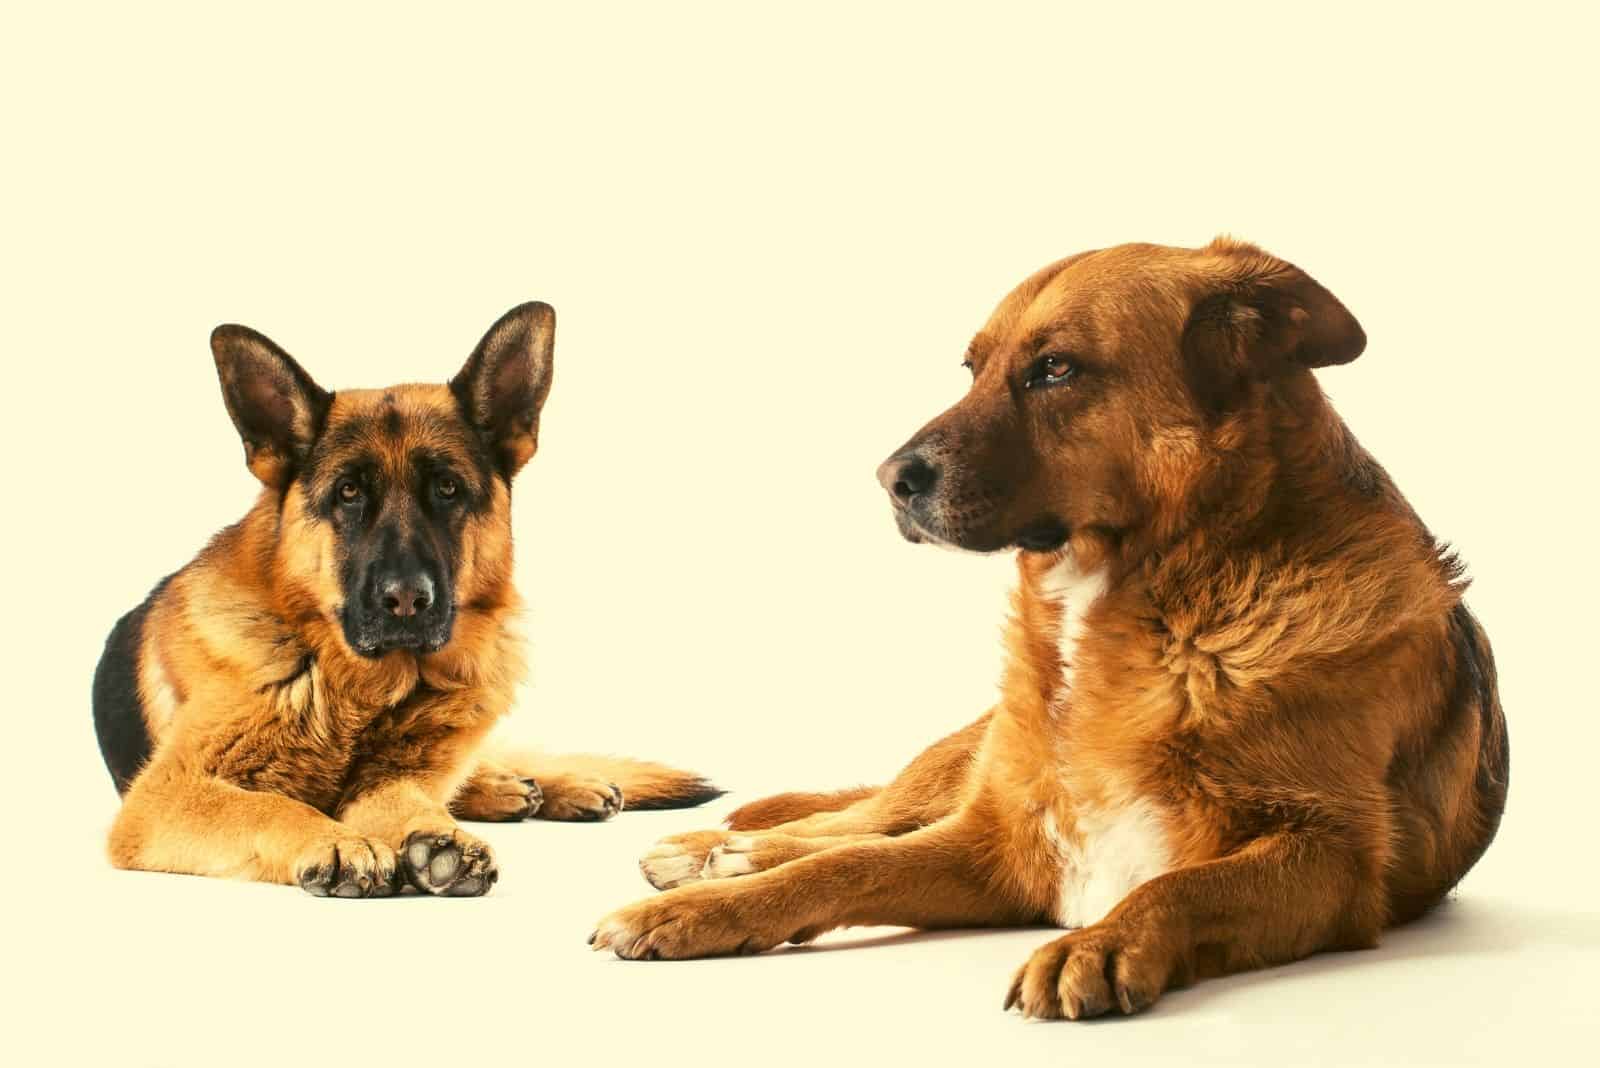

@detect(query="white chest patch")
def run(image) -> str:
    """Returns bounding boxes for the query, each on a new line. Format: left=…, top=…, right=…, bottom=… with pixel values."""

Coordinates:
left=1035, top=554, right=1171, bottom=927
left=1036, top=554, right=1109, bottom=708
left=1040, top=796, right=1173, bottom=927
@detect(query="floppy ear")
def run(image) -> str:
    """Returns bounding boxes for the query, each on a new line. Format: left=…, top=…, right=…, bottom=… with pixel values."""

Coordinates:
left=450, top=302, right=555, bottom=478
left=211, top=325, right=332, bottom=489
left=1182, top=238, right=1366, bottom=413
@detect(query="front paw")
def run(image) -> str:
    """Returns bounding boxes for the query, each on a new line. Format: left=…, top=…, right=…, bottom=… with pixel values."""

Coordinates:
left=401, top=828, right=498, bottom=897
left=638, top=830, right=730, bottom=889
left=1004, top=923, right=1166, bottom=1020
left=295, top=836, right=401, bottom=899
left=589, top=885, right=786, bottom=960
left=639, top=831, right=778, bottom=891
left=537, top=777, right=623, bottom=822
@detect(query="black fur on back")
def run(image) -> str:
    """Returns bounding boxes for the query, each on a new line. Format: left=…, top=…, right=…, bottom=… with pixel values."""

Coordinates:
left=1453, top=602, right=1510, bottom=848
left=92, top=579, right=169, bottom=794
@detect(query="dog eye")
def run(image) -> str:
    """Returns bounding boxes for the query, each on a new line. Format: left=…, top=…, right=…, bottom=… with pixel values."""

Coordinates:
left=961, top=359, right=974, bottom=373
left=1026, top=354, right=1078, bottom=389
left=337, top=479, right=363, bottom=504
left=435, top=475, right=459, bottom=500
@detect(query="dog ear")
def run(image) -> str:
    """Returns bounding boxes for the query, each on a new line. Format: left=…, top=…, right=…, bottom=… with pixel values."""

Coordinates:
left=1182, top=238, right=1365, bottom=413
left=450, top=302, right=555, bottom=478
left=211, top=325, right=332, bottom=489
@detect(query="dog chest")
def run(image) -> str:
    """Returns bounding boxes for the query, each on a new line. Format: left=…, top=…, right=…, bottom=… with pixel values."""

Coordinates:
left=1034, top=553, right=1174, bottom=928
left=1035, top=554, right=1110, bottom=704
left=1040, top=794, right=1173, bottom=928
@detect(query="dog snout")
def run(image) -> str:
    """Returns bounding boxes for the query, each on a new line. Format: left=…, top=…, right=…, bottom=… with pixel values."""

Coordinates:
left=379, top=571, right=435, bottom=619
left=877, top=452, right=939, bottom=506
left=365, top=540, right=443, bottom=626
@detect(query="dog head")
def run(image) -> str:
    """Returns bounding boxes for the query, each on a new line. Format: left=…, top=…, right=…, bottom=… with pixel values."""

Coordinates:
left=211, top=303, right=554, bottom=658
left=877, top=238, right=1364, bottom=554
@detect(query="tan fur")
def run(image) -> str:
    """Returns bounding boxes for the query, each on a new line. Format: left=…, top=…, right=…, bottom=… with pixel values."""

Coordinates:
left=592, top=241, right=1508, bottom=1020
left=473, top=748, right=724, bottom=821
left=724, top=786, right=880, bottom=831
left=101, top=305, right=718, bottom=897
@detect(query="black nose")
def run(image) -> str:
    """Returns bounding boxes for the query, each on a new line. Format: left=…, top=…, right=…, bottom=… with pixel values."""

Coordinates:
left=877, top=452, right=939, bottom=504
left=380, top=573, right=435, bottom=618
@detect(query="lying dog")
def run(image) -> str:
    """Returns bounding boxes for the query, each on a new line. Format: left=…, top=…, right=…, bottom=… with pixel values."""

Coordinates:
left=596, top=239, right=1509, bottom=1018
left=95, top=304, right=720, bottom=897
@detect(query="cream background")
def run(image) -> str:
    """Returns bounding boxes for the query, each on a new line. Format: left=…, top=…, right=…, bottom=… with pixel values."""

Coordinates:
left=3, top=3, right=1596, bottom=1065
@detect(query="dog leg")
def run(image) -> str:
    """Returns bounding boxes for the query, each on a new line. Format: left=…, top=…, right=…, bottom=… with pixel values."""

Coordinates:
left=519, top=763, right=624, bottom=822
left=339, top=778, right=499, bottom=898
left=481, top=748, right=721, bottom=821
left=637, top=712, right=991, bottom=889
left=642, top=821, right=897, bottom=889
left=637, top=771, right=959, bottom=891
left=639, top=795, right=901, bottom=891
left=109, top=766, right=399, bottom=897
left=450, top=759, right=544, bottom=822
left=1005, top=832, right=1384, bottom=1020
left=640, top=830, right=882, bottom=890
left=702, top=832, right=882, bottom=879
left=336, top=709, right=502, bottom=897
left=722, top=787, right=880, bottom=831
left=595, top=814, right=1036, bottom=958
left=725, top=709, right=990, bottom=833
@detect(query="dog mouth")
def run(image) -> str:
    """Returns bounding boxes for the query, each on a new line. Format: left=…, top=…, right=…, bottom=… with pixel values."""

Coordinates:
left=892, top=508, right=927, bottom=544
left=371, top=634, right=443, bottom=654
left=894, top=506, right=1068, bottom=555
left=341, top=609, right=456, bottom=660
left=350, top=633, right=451, bottom=659
left=1011, top=518, right=1070, bottom=553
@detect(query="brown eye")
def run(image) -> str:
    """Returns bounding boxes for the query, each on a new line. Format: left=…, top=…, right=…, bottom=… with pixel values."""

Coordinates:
left=337, top=479, right=362, bottom=503
left=1026, top=353, right=1078, bottom=389
left=435, top=475, right=458, bottom=500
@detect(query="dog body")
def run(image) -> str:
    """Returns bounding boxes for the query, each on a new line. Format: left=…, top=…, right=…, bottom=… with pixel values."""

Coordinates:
left=600, top=239, right=1508, bottom=1018
left=96, top=304, right=718, bottom=897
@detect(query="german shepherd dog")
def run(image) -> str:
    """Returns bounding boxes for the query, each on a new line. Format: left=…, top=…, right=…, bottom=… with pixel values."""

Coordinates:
left=94, top=303, right=720, bottom=897
left=595, top=239, right=1509, bottom=1019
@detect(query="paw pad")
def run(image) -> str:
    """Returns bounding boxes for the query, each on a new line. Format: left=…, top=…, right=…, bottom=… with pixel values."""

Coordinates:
left=402, top=830, right=498, bottom=897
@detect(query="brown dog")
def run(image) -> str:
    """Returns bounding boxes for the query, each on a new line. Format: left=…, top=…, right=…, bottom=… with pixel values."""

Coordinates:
left=594, top=239, right=1508, bottom=1019
left=95, top=303, right=720, bottom=897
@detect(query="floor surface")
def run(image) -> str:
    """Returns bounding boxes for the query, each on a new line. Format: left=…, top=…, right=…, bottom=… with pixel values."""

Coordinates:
left=25, top=798, right=1595, bottom=1067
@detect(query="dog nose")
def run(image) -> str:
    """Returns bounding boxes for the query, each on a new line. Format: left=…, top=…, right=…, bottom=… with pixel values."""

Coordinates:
left=878, top=453, right=939, bottom=504
left=380, top=573, right=435, bottom=618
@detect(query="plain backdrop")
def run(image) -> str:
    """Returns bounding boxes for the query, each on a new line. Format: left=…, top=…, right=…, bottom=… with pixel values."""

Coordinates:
left=4, top=3, right=1596, bottom=1066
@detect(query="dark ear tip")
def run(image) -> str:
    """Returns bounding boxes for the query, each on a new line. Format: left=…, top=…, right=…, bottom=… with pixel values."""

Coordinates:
left=210, top=323, right=261, bottom=360
left=1305, top=312, right=1366, bottom=368
left=505, top=301, right=555, bottom=329
left=1335, top=325, right=1368, bottom=366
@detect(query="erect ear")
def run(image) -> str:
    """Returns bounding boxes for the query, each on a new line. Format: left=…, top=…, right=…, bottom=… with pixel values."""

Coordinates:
left=1182, top=238, right=1366, bottom=413
left=450, top=302, right=555, bottom=478
left=211, top=324, right=332, bottom=489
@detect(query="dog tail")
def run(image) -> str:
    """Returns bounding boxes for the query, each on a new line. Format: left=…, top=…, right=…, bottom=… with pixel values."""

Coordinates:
left=552, top=753, right=725, bottom=811
left=725, top=785, right=879, bottom=830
